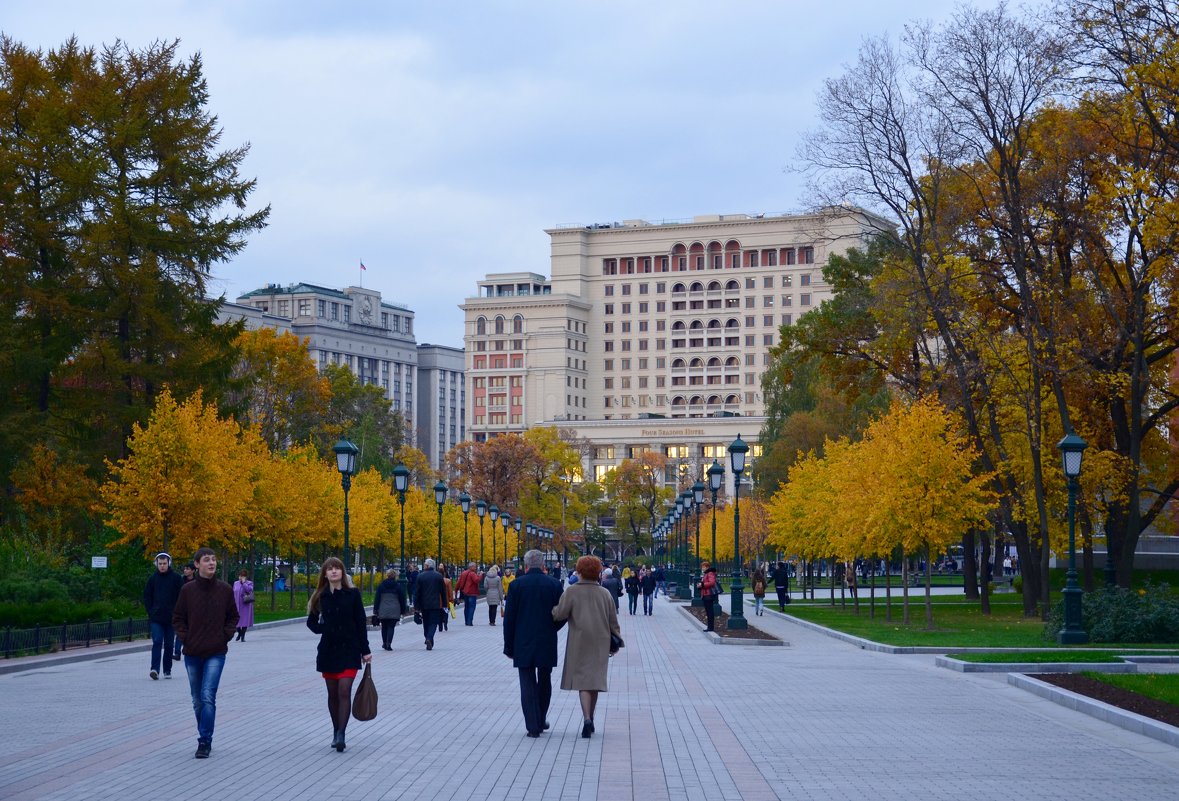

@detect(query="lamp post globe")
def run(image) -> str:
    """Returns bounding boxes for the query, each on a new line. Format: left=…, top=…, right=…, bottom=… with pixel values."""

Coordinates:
left=332, top=438, right=359, bottom=570
left=1058, top=431, right=1089, bottom=644
left=433, top=480, right=447, bottom=565
left=727, top=435, right=750, bottom=630
left=459, top=492, right=472, bottom=566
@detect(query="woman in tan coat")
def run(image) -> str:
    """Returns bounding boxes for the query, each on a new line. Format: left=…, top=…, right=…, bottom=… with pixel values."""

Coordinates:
left=552, top=555, right=621, bottom=738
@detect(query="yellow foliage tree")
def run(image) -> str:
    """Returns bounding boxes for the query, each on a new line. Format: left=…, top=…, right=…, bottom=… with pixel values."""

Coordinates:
left=10, top=445, right=100, bottom=565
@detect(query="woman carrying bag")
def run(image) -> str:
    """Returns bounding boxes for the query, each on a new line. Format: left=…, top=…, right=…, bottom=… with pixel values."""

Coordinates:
left=306, top=557, right=371, bottom=752
left=552, top=555, right=621, bottom=739
left=372, top=568, right=407, bottom=650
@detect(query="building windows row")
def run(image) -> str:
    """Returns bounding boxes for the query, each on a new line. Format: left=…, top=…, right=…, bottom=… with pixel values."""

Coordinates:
left=475, top=315, right=525, bottom=335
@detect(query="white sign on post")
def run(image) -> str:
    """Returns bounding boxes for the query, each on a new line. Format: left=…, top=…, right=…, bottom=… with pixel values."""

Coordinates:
left=91, top=556, right=108, bottom=569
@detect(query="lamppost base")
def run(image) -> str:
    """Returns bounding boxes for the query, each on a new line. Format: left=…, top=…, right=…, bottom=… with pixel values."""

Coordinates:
left=1057, top=628, right=1089, bottom=645
left=727, top=583, right=748, bottom=630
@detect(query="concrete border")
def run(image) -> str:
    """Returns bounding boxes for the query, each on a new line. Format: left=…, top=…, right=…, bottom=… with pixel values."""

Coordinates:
left=674, top=604, right=787, bottom=646
left=936, top=656, right=1137, bottom=673
left=1008, top=672, right=1179, bottom=748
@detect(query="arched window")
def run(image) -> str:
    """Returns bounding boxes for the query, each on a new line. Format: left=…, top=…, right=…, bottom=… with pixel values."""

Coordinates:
left=512, top=315, right=523, bottom=334
left=476, top=316, right=487, bottom=335
left=707, top=395, right=721, bottom=405
left=689, top=281, right=704, bottom=292
left=725, top=394, right=740, bottom=404
left=672, top=282, right=686, bottom=293
left=725, top=279, right=739, bottom=291
left=672, top=321, right=686, bottom=331
left=671, top=396, right=686, bottom=407
left=707, top=357, right=721, bottom=367
left=672, top=358, right=686, bottom=369
left=690, top=357, right=704, bottom=368
left=725, top=356, right=739, bottom=367
left=725, top=318, right=740, bottom=329
left=689, top=395, right=703, bottom=405
left=495, top=316, right=505, bottom=335
left=707, top=281, right=722, bottom=291
left=707, top=319, right=721, bottom=329
left=689, top=320, right=704, bottom=331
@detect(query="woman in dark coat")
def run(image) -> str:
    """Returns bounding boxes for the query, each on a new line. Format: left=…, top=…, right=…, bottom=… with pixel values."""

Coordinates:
left=372, top=568, right=407, bottom=650
left=306, top=557, right=371, bottom=752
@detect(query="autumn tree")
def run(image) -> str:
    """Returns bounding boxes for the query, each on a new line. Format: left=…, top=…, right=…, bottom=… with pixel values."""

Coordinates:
left=320, top=364, right=406, bottom=475
left=603, top=452, right=672, bottom=556
left=228, top=328, right=330, bottom=452
left=9, top=445, right=101, bottom=565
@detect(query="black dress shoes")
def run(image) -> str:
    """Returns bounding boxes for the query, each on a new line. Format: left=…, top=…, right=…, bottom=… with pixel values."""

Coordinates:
left=581, top=719, right=593, bottom=738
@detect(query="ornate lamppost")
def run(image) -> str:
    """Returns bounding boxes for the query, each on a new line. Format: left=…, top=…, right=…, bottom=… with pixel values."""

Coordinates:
left=1058, top=432, right=1089, bottom=644
left=392, top=463, right=410, bottom=601
left=457, top=493, right=471, bottom=566
left=488, top=504, right=500, bottom=564
left=499, top=510, right=510, bottom=564
left=433, top=479, right=447, bottom=565
left=475, top=500, right=487, bottom=568
left=332, top=439, right=359, bottom=570
left=514, top=518, right=523, bottom=566
left=691, top=479, right=705, bottom=607
left=680, top=489, right=694, bottom=599
left=727, top=435, right=749, bottom=630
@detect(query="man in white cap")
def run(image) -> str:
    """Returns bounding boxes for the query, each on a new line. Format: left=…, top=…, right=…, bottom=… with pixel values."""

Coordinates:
left=143, top=552, right=184, bottom=679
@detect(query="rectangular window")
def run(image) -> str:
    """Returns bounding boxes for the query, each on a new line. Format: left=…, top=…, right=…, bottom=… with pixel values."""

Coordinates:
left=782, top=295, right=793, bottom=306
left=605, top=285, right=614, bottom=296
left=604, top=322, right=613, bottom=333
left=745, top=297, right=755, bottom=308
left=604, top=378, right=613, bottom=389
left=763, top=315, right=773, bottom=327
left=763, top=276, right=774, bottom=288
left=748, top=251, right=759, bottom=267
left=621, top=303, right=631, bottom=314
left=713, top=254, right=722, bottom=269
left=605, top=341, right=614, bottom=352
left=621, top=340, right=631, bottom=351
left=657, top=301, right=667, bottom=312
left=639, top=283, right=649, bottom=294
left=277, top=300, right=290, bottom=316
left=784, top=248, right=796, bottom=266
left=638, top=376, right=648, bottom=388
left=638, top=320, right=648, bottom=332
left=331, top=302, right=339, bottom=320
left=656, top=376, right=666, bottom=387
left=621, top=284, right=631, bottom=295
left=801, top=293, right=811, bottom=306
left=297, top=299, right=311, bottom=316
left=765, top=249, right=777, bottom=266
left=317, top=299, right=327, bottom=317
left=638, top=302, right=648, bottom=313
left=745, top=337, right=755, bottom=348
left=656, top=282, right=666, bottom=293
left=731, top=253, right=741, bottom=269
left=604, top=359, right=613, bottom=371
left=621, top=321, right=631, bottom=333
left=763, top=296, right=774, bottom=307
left=638, top=339, right=648, bottom=350
left=781, top=314, right=792, bottom=325
left=343, top=306, right=351, bottom=323
left=604, top=304, right=614, bottom=315
left=801, top=247, right=814, bottom=264
left=621, top=358, right=631, bottom=370
left=745, top=316, right=755, bottom=327
left=656, top=320, right=666, bottom=331
left=801, top=273, right=811, bottom=286
left=764, top=334, right=774, bottom=345
left=660, top=257, right=669, bottom=271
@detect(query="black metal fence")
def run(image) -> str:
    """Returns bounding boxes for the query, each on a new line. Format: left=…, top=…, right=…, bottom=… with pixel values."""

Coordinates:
left=2, top=617, right=152, bottom=659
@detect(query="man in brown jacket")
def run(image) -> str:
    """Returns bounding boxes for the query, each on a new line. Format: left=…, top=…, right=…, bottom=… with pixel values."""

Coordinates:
left=456, top=562, right=482, bottom=626
left=172, top=547, right=238, bottom=759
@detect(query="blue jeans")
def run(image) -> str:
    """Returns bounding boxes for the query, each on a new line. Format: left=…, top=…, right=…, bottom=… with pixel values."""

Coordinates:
left=184, top=654, right=226, bottom=745
left=463, top=595, right=477, bottom=625
left=150, top=622, right=175, bottom=675
left=642, top=593, right=654, bottom=614
left=655, top=581, right=666, bottom=598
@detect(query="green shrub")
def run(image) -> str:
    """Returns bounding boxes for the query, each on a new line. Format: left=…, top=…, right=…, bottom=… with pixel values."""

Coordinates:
left=1012, top=575, right=1023, bottom=593
left=0, top=599, right=140, bottom=627
left=1044, top=581, right=1179, bottom=643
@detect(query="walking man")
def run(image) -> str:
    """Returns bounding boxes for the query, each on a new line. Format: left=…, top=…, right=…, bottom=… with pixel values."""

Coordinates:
left=413, top=558, right=446, bottom=650
left=640, top=566, right=656, bottom=615
left=653, top=565, right=666, bottom=598
left=144, top=552, right=184, bottom=680
left=503, top=549, right=563, bottom=738
left=172, top=547, right=238, bottom=758
left=771, top=561, right=791, bottom=611
left=456, top=562, right=482, bottom=626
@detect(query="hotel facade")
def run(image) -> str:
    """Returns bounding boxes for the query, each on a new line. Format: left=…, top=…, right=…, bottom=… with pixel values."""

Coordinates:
left=460, top=208, right=887, bottom=490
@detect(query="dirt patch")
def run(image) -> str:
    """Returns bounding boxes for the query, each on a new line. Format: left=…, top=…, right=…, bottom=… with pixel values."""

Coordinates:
left=1033, top=673, right=1179, bottom=729
left=682, top=603, right=779, bottom=641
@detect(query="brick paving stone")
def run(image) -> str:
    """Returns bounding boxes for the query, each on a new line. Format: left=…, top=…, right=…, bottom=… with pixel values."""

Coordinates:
left=2, top=593, right=1178, bottom=800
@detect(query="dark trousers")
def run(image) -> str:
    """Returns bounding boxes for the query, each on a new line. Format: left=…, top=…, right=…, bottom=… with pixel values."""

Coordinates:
left=488, top=604, right=499, bottom=625
left=704, top=596, right=717, bottom=630
left=380, top=618, right=398, bottom=647
left=642, top=592, right=654, bottom=614
left=776, top=586, right=788, bottom=610
left=627, top=592, right=639, bottom=615
left=517, top=666, right=552, bottom=735
left=423, top=609, right=442, bottom=642
left=463, top=595, right=477, bottom=625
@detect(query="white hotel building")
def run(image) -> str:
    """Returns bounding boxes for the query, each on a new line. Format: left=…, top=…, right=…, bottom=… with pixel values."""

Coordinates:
left=460, top=208, right=886, bottom=491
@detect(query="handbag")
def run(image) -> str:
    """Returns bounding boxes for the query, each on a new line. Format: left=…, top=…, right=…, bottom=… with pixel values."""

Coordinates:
left=413, top=610, right=422, bottom=625
left=609, top=631, right=624, bottom=653
left=351, top=663, right=378, bottom=721
left=241, top=584, right=254, bottom=605
left=448, top=601, right=456, bottom=619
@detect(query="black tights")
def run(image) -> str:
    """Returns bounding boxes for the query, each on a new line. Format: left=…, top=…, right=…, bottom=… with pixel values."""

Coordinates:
left=325, top=676, right=355, bottom=733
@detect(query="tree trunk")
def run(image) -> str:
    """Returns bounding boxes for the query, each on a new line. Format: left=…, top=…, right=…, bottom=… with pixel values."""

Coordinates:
left=924, top=550, right=934, bottom=630
left=979, top=529, right=991, bottom=616
left=962, top=530, right=979, bottom=600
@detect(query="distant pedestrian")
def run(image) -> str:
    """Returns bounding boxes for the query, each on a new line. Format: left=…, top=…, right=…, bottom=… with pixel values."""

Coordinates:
left=483, top=565, right=503, bottom=624
left=407, top=564, right=419, bottom=608
left=233, top=569, right=254, bottom=642
left=751, top=568, right=767, bottom=616
left=601, top=568, right=622, bottom=612
left=372, top=568, right=407, bottom=650
left=440, top=565, right=453, bottom=632
left=653, top=566, right=666, bottom=598
left=413, top=559, right=447, bottom=650
left=624, top=571, right=640, bottom=615
left=640, top=567, right=656, bottom=615
left=699, top=562, right=719, bottom=632
left=552, top=555, right=620, bottom=739
left=306, top=557, right=371, bottom=752
left=503, top=550, right=564, bottom=738
left=144, top=552, right=184, bottom=680
left=771, top=562, right=790, bottom=611
left=172, top=547, right=238, bottom=758
left=456, top=562, right=482, bottom=626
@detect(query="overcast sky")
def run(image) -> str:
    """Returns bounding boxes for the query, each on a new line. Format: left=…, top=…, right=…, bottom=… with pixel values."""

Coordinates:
left=5, top=0, right=1030, bottom=347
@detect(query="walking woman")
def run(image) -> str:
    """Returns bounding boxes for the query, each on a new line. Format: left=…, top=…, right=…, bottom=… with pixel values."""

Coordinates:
left=306, top=557, right=371, bottom=752
left=372, top=568, right=407, bottom=650
left=751, top=567, right=767, bottom=616
left=699, top=562, right=719, bottom=632
left=233, top=569, right=254, bottom=641
left=552, top=555, right=621, bottom=739
left=483, top=565, right=503, bottom=624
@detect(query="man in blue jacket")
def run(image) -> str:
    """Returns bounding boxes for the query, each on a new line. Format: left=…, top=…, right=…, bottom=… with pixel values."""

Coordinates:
left=503, top=549, right=564, bottom=738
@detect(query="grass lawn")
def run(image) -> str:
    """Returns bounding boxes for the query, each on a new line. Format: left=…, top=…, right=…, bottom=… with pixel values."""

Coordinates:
left=252, top=589, right=382, bottom=623
left=1083, top=673, right=1179, bottom=706
left=945, top=651, right=1134, bottom=663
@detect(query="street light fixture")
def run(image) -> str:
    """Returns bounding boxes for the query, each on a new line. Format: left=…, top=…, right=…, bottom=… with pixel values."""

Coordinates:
left=514, top=518, right=523, bottom=565
left=392, top=462, right=410, bottom=602
left=1058, top=431, right=1089, bottom=645
left=681, top=489, right=694, bottom=600
left=499, top=510, right=509, bottom=564
left=527, top=523, right=536, bottom=551
left=691, top=480, right=705, bottom=607
left=727, top=435, right=749, bottom=630
left=459, top=491, right=472, bottom=566
left=707, top=460, right=724, bottom=611
left=332, top=439, right=359, bottom=570
left=433, top=479, right=448, bottom=565
left=475, top=499, right=487, bottom=568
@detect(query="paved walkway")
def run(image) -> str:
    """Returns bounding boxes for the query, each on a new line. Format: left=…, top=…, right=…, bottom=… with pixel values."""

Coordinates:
left=2, top=594, right=1178, bottom=801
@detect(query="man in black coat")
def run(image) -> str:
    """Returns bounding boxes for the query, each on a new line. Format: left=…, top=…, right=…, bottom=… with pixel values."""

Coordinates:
left=413, top=559, right=446, bottom=650
left=503, top=549, right=564, bottom=738
left=144, top=552, right=184, bottom=680
left=772, top=562, right=791, bottom=611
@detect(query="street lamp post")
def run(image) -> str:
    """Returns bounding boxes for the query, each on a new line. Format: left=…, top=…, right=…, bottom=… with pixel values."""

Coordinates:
left=475, top=500, right=487, bottom=568
left=708, top=460, right=724, bottom=581
left=459, top=492, right=471, bottom=566
left=727, top=435, right=749, bottom=630
left=433, top=480, right=448, bottom=565
left=691, top=480, right=705, bottom=607
left=332, top=439, right=359, bottom=570
left=499, top=511, right=509, bottom=565
left=1058, top=432, right=1089, bottom=644
left=514, top=518, right=523, bottom=566
left=527, top=523, right=536, bottom=552
left=680, top=489, right=694, bottom=600
left=392, top=463, right=410, bottom=602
